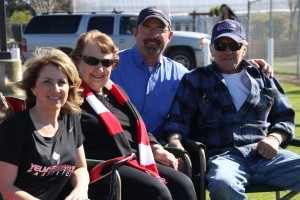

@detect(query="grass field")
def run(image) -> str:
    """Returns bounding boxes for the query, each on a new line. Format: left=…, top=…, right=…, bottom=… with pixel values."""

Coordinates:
left=274, top=55, right=299, bottom=74
left=205, top=82, right=300, bottom=200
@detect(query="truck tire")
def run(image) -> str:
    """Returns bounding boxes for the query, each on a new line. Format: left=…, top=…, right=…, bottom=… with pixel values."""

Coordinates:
left=168, top=50, right=195, bottom=70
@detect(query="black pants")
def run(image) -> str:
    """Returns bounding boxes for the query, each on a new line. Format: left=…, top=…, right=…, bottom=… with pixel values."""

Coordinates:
left=59, top=163, right=197, bottom=200
left=116, top=163, right=196, bottom=200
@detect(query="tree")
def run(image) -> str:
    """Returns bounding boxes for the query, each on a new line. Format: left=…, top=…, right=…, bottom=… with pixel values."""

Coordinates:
left=30, top=0, right=73, bottom=14
left=209, top=6, right=220, bottom=17
left=10, top=10, right=33, bottom=23
left=9, top=11, right=33, bottom=42
left=6, top=0, right=36, bottom=17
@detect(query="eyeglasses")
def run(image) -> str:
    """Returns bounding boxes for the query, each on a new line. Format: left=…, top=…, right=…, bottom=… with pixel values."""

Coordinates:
left=213, top=41, right=243, bottom=51
left=138, top=26, right=169, bottom=35
left=79, top=55, right=116, bottom=68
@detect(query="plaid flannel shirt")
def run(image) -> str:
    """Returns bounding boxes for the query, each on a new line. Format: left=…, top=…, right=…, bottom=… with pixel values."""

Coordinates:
left=163, top=60, right=295, bottom=159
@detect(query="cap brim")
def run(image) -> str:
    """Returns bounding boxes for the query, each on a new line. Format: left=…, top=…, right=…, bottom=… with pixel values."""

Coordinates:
left=141, top=16, right=169, bottom=26
left=212, top=33, right=243, bottom=43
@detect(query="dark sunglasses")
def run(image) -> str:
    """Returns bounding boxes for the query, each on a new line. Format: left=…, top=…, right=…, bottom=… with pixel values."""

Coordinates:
left=213, top=41, right=243, bottom=51
left=79, top=55, right=116, bottom=68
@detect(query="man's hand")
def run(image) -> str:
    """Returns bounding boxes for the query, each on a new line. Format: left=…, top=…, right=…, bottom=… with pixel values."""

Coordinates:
left=253, top=135, right=281, bottom=159
left=248, top=59, right=274, bottom=77
left=151, top=144, right=179, bottom=170
left=167, top=133, right=185, bottom=150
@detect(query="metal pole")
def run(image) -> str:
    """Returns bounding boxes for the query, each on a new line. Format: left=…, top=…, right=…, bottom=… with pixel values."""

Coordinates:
left=267, top=0, right=274, bottom=68
left=247, top=0, right=251, bottom=59
left=0, top=0, right=7, bottom=51
left=0, top=0, right=11, bottom=59
left=269, top=0, right=273, bottom=38
left=297, top=0, right=300, bottom=79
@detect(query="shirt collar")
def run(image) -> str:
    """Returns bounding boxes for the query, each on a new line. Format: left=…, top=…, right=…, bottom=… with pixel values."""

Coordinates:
left=208, top=60, right=253, bottom=73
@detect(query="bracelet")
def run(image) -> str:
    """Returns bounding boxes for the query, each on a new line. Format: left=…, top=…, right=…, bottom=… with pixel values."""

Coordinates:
left=269, top=134, right=281, bottom=144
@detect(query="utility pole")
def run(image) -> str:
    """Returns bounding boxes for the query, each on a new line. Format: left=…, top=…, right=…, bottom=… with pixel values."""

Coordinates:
left=0, top=0, right=11, bottom=59
left=297, top=0, right=300, bottom=78
left=267, top=0, right=274, bottom=68
left=0, top=0, right=23, bottom=98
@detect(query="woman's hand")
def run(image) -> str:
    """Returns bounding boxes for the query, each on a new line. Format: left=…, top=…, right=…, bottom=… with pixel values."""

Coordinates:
left=151, top=144, right=179, bottom=170
left=66, top=146, right=90, bottom=200
left=65, top=184, right=89, bottom=200
left=0, top=92, right=9, bottom=111
left=0, top=92, right=10, bottom=123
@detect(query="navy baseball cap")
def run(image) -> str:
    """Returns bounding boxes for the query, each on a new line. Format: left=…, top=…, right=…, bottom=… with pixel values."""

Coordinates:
left=137, top=6, right=171, bottom=27
left=211, top=19, right=246, bottom=43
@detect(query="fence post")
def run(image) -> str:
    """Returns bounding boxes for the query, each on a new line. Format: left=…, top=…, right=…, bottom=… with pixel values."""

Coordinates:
left=204, top=38, right=211, bottom=66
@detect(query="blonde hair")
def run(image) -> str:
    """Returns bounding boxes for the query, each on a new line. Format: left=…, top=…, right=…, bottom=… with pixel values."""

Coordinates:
left=12, top=47, right=83, bottom=114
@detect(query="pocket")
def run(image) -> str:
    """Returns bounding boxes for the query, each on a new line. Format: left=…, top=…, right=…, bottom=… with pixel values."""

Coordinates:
left=199, top=87, right=231, bottom=122
left=252, top=89, right=275, bottom=118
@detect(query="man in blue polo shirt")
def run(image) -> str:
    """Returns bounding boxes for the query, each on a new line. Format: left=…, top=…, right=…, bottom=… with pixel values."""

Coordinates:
left=111, top=6, right=187, bottom=141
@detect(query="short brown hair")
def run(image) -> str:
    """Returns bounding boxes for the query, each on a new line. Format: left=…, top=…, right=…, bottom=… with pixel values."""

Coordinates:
left=71, top=30, right=119, bottom=69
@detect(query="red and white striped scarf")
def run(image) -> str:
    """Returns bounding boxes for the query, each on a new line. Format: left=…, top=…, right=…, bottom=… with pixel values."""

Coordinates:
left=81, top=80, right=165, bottom=183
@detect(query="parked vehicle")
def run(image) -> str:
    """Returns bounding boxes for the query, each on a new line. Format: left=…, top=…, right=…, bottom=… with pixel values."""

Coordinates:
left=21, top=11, right=211, bottom=69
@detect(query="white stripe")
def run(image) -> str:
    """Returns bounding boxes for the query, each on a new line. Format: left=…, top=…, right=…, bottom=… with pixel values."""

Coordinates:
left=104, top=79, right=113, bottom=90
left=138, top=143, right=155, bottom=166
left=86, top=95, right=109, bottom=114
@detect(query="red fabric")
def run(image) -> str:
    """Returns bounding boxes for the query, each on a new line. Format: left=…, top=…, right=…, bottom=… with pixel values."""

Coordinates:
left=5, top=97, right=26, bottom=113
left=89, top=154, right=135, bottom=184
left=81, top=81, right=165, bottom=184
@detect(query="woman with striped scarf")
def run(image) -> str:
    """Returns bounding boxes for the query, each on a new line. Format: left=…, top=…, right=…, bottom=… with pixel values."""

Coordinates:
left=71, top=30, right=196, bottom=200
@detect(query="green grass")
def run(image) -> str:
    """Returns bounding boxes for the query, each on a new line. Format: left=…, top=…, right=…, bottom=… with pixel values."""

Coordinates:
left=206, top=82, right=300, bottom=200
left=282, top=83, right=300, bottom=156
left=274, top=55, right=299, bottom=74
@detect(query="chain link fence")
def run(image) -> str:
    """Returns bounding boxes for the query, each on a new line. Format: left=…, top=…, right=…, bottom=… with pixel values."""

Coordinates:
left=6, top=2, right=300, bottom=76
left=171, top=6, right=299, bottom=76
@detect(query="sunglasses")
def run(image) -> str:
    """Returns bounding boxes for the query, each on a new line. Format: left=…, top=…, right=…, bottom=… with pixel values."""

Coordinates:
left=213, top=41, right=243, bottom=51
left=79, top=55, right=116, bottom=68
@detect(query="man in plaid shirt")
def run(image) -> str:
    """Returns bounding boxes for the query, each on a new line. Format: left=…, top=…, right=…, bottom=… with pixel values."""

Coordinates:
left=163, top=19, right=300, bottom=200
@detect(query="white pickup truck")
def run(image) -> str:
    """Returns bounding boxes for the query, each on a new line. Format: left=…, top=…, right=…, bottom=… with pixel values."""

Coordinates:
left=21, top=12, right=211, bottom=69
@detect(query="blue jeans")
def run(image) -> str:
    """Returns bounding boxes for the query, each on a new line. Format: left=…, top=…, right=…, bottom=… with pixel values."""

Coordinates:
left=206, top=148, right=300, bottom=200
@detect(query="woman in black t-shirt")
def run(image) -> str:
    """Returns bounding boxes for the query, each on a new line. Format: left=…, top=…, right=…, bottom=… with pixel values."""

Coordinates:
left=0, top=47, right=90, bottom=200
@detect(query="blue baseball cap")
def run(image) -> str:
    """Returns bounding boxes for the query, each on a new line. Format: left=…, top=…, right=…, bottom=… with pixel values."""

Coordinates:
left=137, top=6, right=171, bottom=27
left=211, top=19, right=246, bottom=43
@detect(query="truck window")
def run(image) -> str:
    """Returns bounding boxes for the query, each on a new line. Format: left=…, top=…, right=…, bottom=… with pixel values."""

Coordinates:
left=87, top=17, right=114, bottom=35
left=119, top=16, right=137, bottom=35
left=24, top=15, right=82, bottom=34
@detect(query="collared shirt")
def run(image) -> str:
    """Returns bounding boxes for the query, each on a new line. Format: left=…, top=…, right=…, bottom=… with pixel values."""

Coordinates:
left=111, top=45, right=188, bottom=140
left=163, top=60, right=295, bottom=159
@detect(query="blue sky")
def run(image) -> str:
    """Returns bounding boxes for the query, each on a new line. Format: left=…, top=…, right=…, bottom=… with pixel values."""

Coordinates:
left=73, top=0, right=290, bottom=14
